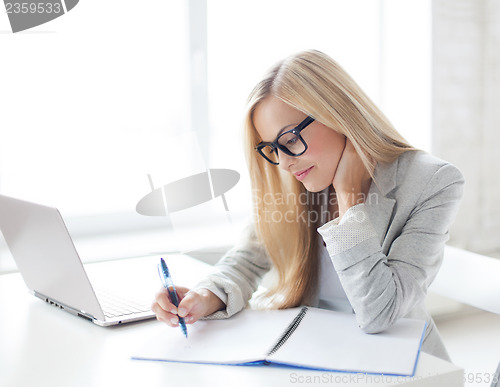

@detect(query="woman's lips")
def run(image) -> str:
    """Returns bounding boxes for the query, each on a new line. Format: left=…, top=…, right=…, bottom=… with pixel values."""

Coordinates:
left=294, top=166, right=313, bottom=181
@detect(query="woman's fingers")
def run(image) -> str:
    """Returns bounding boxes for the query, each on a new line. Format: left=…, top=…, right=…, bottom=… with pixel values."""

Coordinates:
left=152, top=286, right=207, bottom=326
left=177, top=291, right=206, bottom=324
left=152, top=287, right=185, bottom=326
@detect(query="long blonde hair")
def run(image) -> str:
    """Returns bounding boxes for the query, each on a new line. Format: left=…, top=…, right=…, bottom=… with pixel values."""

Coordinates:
left=245, top=50, right=414, bottom=308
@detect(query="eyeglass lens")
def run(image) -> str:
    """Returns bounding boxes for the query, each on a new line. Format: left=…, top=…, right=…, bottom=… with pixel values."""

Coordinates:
left=260, top=144, right=279, bottom=164
left=260, top=131, right=306, bottom=164
left=278, top=131, right=305, bottom=154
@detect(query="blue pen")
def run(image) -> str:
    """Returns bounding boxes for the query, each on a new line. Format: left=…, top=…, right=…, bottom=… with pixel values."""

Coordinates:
left=158, top=258, right=188, bottom=338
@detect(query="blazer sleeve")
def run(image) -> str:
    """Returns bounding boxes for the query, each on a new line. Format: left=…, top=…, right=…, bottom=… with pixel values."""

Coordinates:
left=192, top=222, right=272, bottom=319
left=318, top=163, right=465, bottom=333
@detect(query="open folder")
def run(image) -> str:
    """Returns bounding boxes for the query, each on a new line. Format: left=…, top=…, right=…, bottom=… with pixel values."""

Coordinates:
left=132, top=306, right=426, bottom=376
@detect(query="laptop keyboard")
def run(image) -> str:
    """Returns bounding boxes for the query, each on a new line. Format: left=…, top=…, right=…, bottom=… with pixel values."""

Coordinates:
left=95, top=289, right=151, bottom=318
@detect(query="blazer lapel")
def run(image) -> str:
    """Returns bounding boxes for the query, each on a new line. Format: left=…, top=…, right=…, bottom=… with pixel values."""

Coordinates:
left=365, top=158, right=398, bottom=247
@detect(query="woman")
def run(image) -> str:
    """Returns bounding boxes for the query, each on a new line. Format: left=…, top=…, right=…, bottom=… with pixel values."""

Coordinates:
left=152, top=50, right=464, bottom=361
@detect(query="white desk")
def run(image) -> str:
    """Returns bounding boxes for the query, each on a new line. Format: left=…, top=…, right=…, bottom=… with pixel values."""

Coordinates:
left=0, top=255, right=464, bottom=387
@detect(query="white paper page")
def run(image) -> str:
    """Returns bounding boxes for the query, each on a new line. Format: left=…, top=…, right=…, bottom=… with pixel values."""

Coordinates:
left=133, top=308, right=302, bottom=365
left=267, top=308, right=425, bottom=376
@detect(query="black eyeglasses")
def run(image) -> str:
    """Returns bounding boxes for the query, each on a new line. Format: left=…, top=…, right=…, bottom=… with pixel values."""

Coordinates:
left=255, top=116, right=315, bottom=165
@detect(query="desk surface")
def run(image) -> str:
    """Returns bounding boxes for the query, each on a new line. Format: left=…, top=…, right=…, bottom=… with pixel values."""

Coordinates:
left=0, top=255, right=464, bottom=387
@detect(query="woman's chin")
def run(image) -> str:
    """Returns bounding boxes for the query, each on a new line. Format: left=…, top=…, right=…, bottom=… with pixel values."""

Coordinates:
left=302, top=180, right=330, bottom=193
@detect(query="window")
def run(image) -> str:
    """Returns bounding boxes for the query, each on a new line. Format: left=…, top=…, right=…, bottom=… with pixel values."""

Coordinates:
left=0, top=1, right=191, bottom=229
left=0, top=1, right=193, bottom=270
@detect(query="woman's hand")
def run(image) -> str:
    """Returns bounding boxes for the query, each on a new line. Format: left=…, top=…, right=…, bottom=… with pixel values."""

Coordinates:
left=332, top=138, right=372, bottom=219
left=151, top=286, right=225, bottom=327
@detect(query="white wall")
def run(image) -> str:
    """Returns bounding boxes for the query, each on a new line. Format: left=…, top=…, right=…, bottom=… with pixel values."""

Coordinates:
left=432, top=0, right=500, bottom=254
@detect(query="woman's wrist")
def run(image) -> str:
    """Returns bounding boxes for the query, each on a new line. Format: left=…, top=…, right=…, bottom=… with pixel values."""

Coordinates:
left=196, top=288, right=225, bottom=317
left=335, top=177, right=371, bottom=219
left=336, top=190, right=364, bottom=219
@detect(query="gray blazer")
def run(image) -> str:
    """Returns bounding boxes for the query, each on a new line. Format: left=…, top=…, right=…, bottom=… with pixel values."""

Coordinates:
left=194, top=150, right=465, bottom=361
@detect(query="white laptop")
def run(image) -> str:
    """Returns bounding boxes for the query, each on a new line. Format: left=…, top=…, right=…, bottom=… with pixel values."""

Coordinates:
left=0, top=194, right=156, bottom=326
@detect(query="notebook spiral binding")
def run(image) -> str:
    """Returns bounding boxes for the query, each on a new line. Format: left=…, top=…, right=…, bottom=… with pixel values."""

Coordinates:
left=267, top=306, right=309, bottom=356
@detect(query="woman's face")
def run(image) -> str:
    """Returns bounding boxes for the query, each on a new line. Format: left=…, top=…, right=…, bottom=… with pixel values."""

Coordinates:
left=254, top=96, right=346, bottom=192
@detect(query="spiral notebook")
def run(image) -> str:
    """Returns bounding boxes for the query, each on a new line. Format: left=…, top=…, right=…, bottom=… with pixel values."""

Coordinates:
left=132, top=306, right=426, bottom=376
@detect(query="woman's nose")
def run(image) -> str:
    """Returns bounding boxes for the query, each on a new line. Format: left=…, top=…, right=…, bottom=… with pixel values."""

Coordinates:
left=277, top=150, right=294, bottom=171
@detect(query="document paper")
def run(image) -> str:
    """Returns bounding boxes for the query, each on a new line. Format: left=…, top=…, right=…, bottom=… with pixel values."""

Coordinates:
left=132, top=307, right=426, bottom=376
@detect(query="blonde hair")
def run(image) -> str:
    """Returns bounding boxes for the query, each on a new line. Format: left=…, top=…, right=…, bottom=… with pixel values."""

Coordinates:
left=245, top=50, right=415, bottom=309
